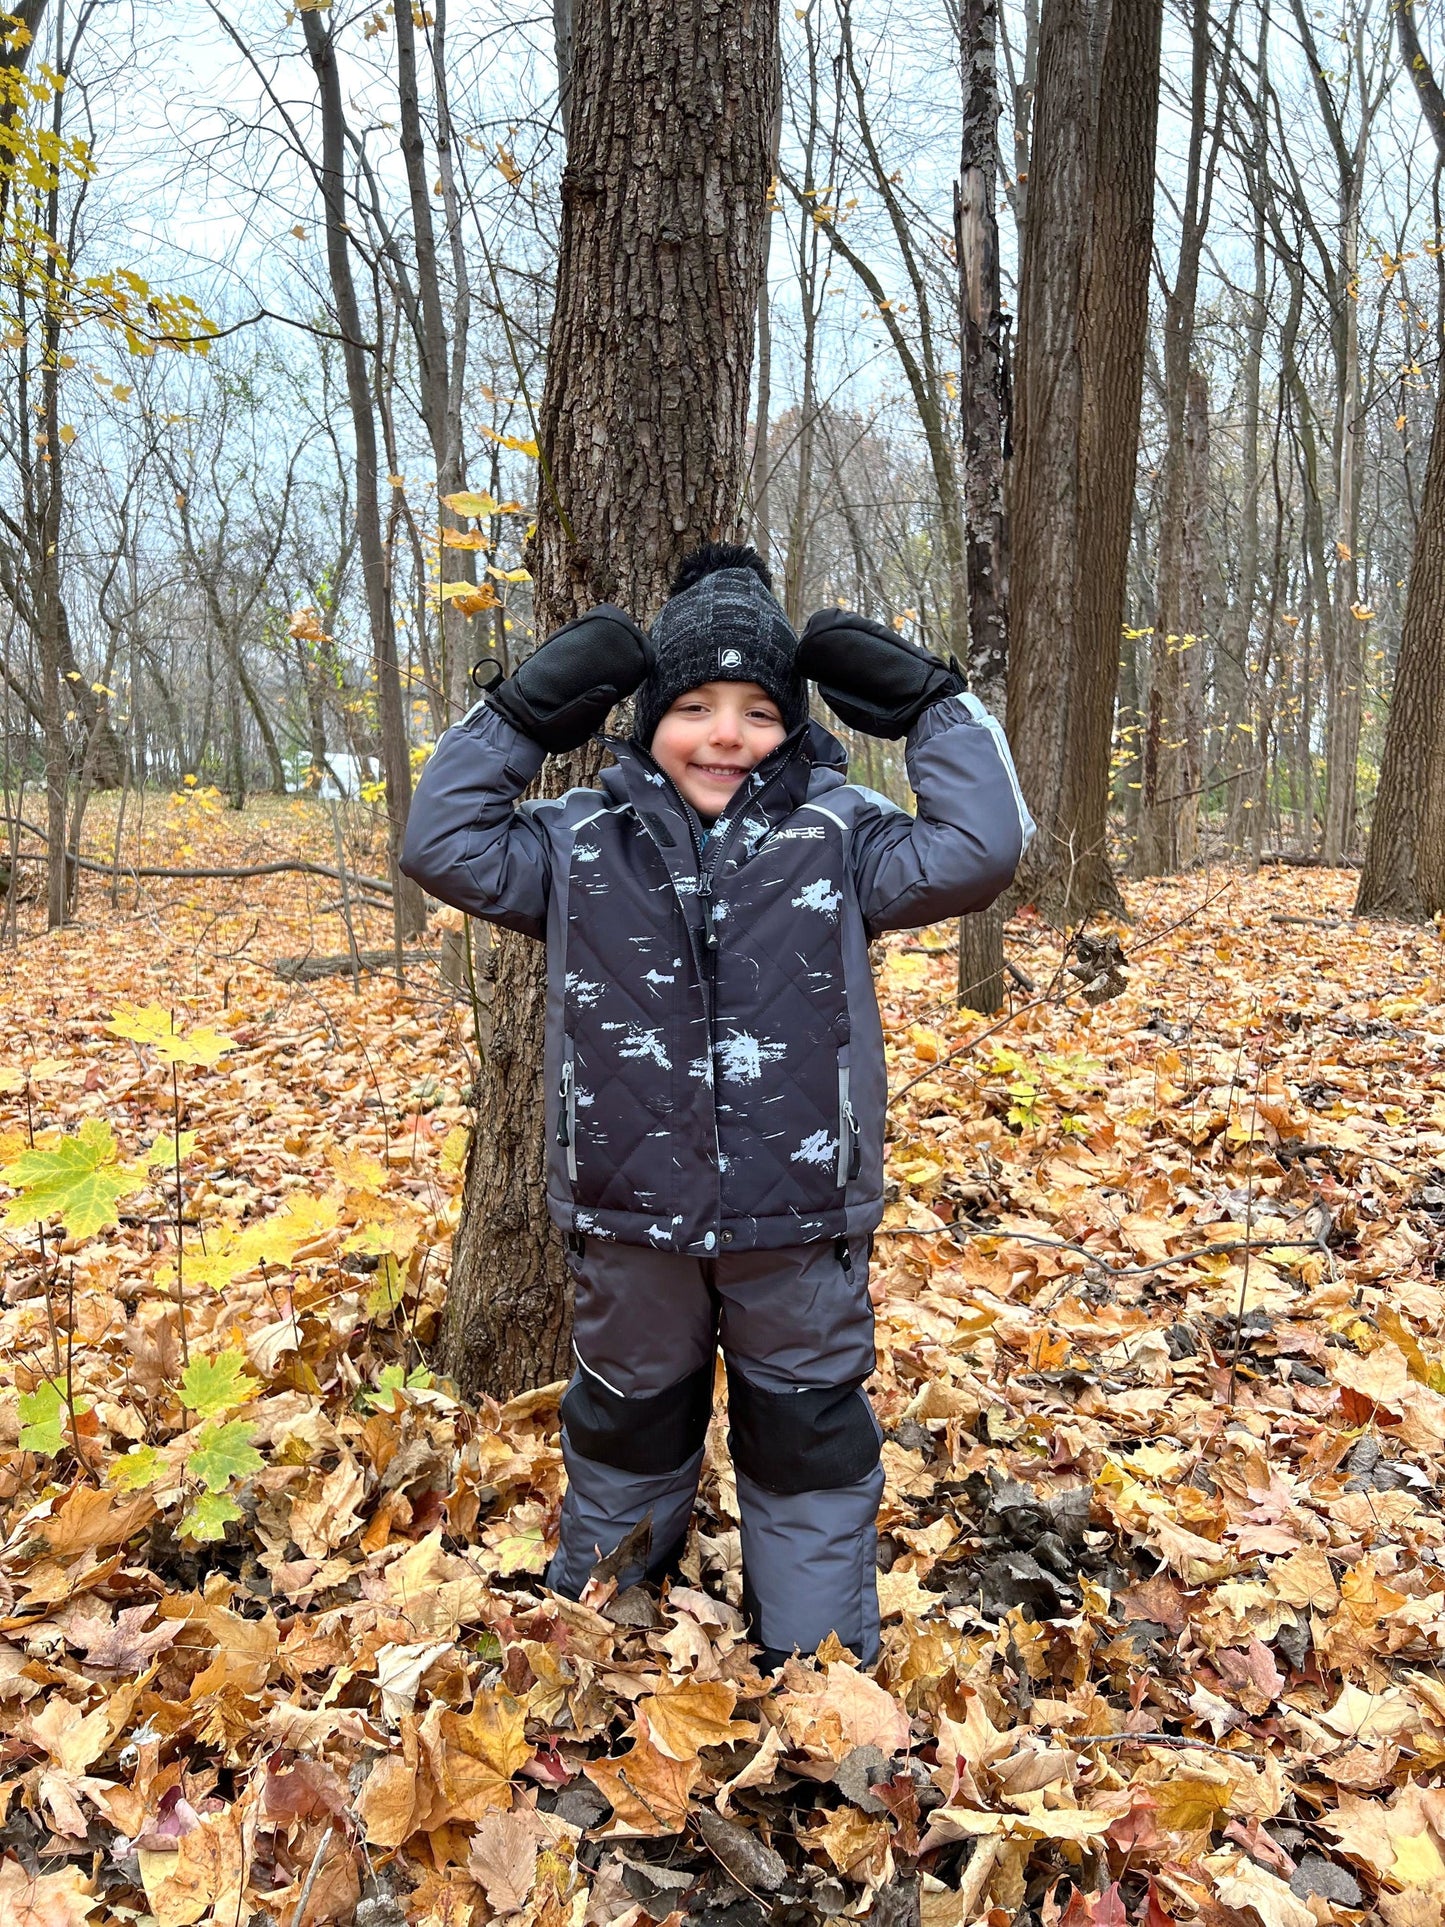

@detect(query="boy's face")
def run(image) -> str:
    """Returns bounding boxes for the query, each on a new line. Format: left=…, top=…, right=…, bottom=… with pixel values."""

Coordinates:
left=649, top=680, right=788, bottom=819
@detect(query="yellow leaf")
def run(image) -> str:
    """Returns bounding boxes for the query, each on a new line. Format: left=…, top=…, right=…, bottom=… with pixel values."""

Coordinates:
left=479, top=426, right=540, bottom=459
left=57, top=423, right=75, bottom=445
left=1392, top=1831, right=1445, bottom=1888
left=439, top=580, right=501, bottom=617
left=585, top=1739, right=699, bottom=1836
left=635, top=1679, right=755, bottom=1761
left=442, top=489, right=500, bottom=518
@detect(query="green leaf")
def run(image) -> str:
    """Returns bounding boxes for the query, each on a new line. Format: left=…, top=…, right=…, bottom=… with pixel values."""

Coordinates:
left=361, top=1362, right=434, bottom=1411
left=18, top=1379, right=66, bottom=1454
left=186, top=1418, right=262, bottom=1493
left=178, top=1349, right=257, bottom=1420
left=179, top=1491, right=243, bottom=1542
left=0, top=1118, right=148, bottom=1237
left=109, top=1443, right=165, bottom=1490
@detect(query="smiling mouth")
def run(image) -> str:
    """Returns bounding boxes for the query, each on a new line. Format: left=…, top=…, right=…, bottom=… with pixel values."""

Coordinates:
left=690, top=763, right=750, bottom=781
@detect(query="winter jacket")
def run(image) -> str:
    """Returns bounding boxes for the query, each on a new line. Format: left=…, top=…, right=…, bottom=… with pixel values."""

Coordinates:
left=400, top=693, right=1034, bottom=1255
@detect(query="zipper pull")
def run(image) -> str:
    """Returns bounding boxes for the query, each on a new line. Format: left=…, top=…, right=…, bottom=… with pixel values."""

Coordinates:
left=557, top=1059, right=573, bottom=1145
left=844, top=1099, right=861, bottom=1179
left=698, top=877, right=719, bottom=949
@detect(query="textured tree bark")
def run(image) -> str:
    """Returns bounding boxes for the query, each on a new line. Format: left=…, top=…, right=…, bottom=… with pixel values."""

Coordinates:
left=302, top=10, right=427, bottom=948
left=1005, top=0, right=1091, bottom=898
left=1055, top=0, right=1162, bottom=919
left=439, top=0, right=780, bottom=1400
left=393, top=0, right=474, bottom=727
left=1006, top=0, right=1161, bottom=925
left=1354, top=372, right=1445, bottom=920
left=1356, top=4, right=1445, bottom=921
left=1136, top=0, right=1217, bottom=877
left=955, top=0, right=1010, bottom=1013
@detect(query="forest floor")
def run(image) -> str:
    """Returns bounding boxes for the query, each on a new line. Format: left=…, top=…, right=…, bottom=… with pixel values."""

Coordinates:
left=0, top=787, right=1443, bottom=1927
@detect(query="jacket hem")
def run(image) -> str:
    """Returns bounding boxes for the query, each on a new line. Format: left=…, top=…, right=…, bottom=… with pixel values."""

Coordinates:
left=546, top=1192, right=884, bottom=1254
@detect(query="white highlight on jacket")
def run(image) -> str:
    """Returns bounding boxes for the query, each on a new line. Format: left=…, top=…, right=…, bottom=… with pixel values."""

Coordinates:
left=791, top=876, right=843, bottom=919
left=603, top=1022, right=671, bottom=1069
left=791, top=1129, right=840, bottom=1167
left=715, top=1028, right=788, bottom=1082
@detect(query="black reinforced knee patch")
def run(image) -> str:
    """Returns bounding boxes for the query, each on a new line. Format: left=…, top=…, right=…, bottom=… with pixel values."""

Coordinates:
left=726, top=1360, right=880, bottom=1495
left=561, top=1359, right=712, bottom=1476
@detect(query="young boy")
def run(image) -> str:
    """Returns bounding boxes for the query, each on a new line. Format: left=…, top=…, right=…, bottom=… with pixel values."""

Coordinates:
left=401, top=544, right=1033, bottom=1667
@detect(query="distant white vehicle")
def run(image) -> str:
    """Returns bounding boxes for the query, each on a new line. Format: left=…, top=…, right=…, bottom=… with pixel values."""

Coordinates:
left=287, top=751, right=379, bottom=799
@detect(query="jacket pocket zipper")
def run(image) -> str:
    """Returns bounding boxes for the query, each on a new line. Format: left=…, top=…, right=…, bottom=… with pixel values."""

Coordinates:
left=837, top=1061, right=861, bottom=1187
left=558, top=1050, right=578, bottom=1183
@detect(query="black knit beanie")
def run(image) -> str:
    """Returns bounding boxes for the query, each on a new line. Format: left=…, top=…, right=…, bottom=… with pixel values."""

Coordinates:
left=631, top=543, right=808, bottom=747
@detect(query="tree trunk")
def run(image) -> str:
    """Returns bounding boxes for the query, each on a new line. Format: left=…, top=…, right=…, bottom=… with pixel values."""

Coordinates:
left=1322, top=181, right=1363, bottom=865
left=302, top=9, right=426, bottom=946
left=394, top=0, right=474, bottom=725
left=1005, top=0, right=1092, bottom=894
left=1134, top=0, right=1218, bottom=877
left=1139, top=366, right=1210, bottom=872
left=1356, top=5, right=1445, bottom=920
left=750, top=47, right=781, bottom=566
left=438, top=0, right=780, bottom=1401
left=1008, top=0, right=1162, bottom=925
left=955, top=0, right=1010, bottom=1012
left=1055, top=0, right=1162, bottom=919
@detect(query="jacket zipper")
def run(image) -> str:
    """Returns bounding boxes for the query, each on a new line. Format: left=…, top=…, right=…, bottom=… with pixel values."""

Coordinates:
left=625, top=740, right=805, bottom=1238
left=837, top=1061, right=862, bottom=1187
left=557, top=1050, right=578, bottom=1182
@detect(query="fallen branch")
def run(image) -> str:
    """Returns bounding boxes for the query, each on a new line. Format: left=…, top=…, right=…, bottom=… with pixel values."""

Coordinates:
left=876, top=1220, right=1330, bottom=1282
left=272, top=947, right=434, bottom=982
left=5, top=846, right=394, bottom=895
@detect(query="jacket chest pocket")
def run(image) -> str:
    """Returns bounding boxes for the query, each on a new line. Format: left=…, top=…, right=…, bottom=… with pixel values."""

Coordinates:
left=556, top=1037, right=579, bottom=1183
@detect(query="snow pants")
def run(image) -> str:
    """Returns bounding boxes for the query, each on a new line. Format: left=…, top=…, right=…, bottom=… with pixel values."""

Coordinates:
left=545, top=1232, right=884, bottom=1665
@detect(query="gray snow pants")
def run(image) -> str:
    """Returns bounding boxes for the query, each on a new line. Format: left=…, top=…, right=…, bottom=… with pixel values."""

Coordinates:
left=544, top=1233, right=884, bottom=1665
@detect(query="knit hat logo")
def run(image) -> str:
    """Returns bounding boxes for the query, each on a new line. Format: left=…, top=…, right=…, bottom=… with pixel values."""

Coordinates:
left=632, top=542, right=808, bottom=747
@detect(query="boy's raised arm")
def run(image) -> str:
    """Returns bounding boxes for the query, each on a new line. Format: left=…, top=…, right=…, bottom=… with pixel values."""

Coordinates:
left=797, top=608, right=1036, bottom=935
left=399, top=605, right=650, bottom=938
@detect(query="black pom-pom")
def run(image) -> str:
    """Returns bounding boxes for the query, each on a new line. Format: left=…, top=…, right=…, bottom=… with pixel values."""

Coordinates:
left=670, top=541, right=773, bottom=596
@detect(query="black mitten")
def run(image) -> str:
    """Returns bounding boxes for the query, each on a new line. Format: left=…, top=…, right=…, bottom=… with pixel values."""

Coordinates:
left=486, top=605, right=651, bottom=753
left=797, top=607, right=964, bottom=738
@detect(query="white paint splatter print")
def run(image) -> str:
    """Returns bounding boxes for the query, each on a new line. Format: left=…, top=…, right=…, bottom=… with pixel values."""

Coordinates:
left=791, top=877, right=843, bottom=920
left=739, top=815, right=770, bottom=858
left=688, top=1054, right=715, bottom=1085
left=564, top=973, right=605, bottom=1007
left=573, top=843, right=602, bottom=863
left=644, top=1216, right=684, bottom=1245
left=790, top=1129, right=839, bottom=1168
left=641, top=969, right=676, bottom=994
left=602, top=1022, right=671, bottom=1069
left=715, top=1029, right=787, bottom=1082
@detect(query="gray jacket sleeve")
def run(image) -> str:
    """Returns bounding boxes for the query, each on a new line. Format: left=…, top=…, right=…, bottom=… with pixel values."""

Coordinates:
left=398, top=701, right=551, bottom=939
left=848, top=692, right=1036, bottom=934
